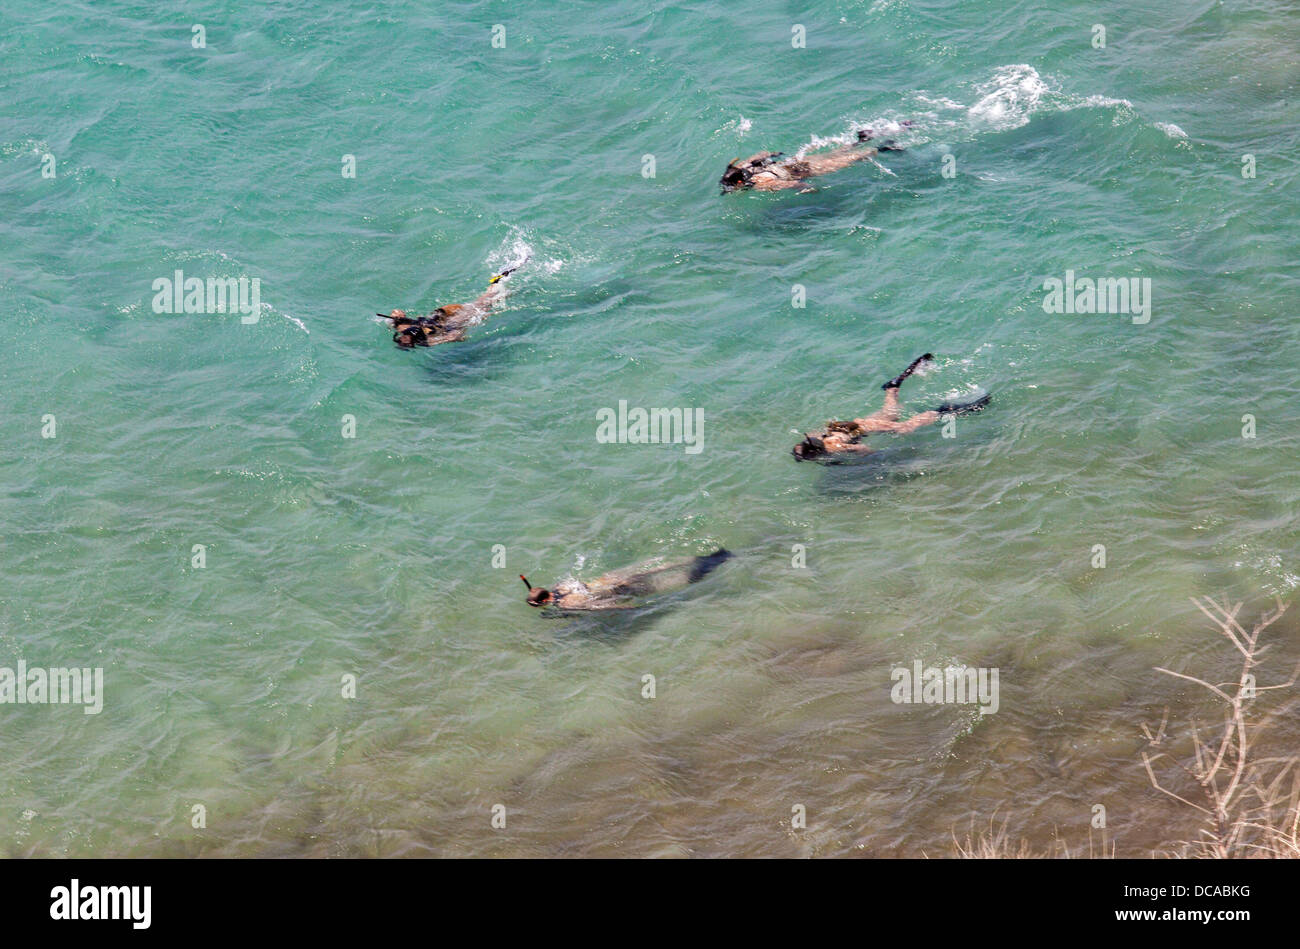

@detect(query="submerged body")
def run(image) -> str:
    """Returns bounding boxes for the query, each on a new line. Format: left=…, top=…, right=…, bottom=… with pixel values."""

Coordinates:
left=522, top=549, right=733, bottom=612
left=378, top=260, right=525, bottom=348
left=792, top=354, right=990, bottom=462
left=720, top=127, right=907, bottom=193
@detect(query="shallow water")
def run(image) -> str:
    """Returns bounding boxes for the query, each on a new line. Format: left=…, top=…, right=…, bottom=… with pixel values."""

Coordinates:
left=1, top=0, right=1297, bottom=856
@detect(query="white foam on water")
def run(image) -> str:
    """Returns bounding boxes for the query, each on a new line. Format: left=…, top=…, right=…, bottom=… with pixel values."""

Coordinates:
left=260, top=302, right=308, bottom=334
left=797, top=132, right=853, bottom=156
left=1075, top=93, right=1135, bottom=110
left=914, top=94, right=964, bottom=110
left=486, top=226, right=577, bottom=280
left=487, top=228, right=534, bottom=273
left=967, top=64, right=1050, bottom=131
left=1232, top=549, right=1300, bottom=593
left=845, top=66, right=1182, bottom=154
left=712, top=116, right=753, bottom=141
left=796, top=117, right=917, bottom=158
left=865, top=156, right=896, bottom=176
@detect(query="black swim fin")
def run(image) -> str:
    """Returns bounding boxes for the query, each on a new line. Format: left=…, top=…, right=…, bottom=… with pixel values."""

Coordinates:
left=933, top=392, right=991, bottom=415
left=882, top=353, right=934, bottom=390
left=687, top=548, right=733, bottom=583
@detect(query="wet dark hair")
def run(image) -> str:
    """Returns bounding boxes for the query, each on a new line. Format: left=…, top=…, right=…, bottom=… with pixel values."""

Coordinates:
left=792, top=435, right=827, bottom=461
left=720, top=163, right=751, bottom=191
left=394, top=326, right=427, bottom=348
left=521, top=575, right=552, bottom=607
left=721, top=152, right=786, bottom=191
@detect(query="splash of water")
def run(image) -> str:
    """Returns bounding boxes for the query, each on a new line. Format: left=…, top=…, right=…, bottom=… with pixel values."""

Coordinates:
left=967, top=64, right=1050, bottom=131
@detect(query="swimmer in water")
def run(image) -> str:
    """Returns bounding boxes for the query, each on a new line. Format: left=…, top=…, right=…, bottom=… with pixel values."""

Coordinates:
left=791, top=353, right=991, bottom=462
left=719, top=125, right=910, bottom=193
left=377, top=258, right=527, bottom=348
left=521, top=549, right=733, bottom=612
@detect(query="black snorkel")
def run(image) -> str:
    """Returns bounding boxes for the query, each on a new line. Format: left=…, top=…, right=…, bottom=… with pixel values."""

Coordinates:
left=521, top=574, right=553, bottom=608
left=489, top=254, right=531, bottom=286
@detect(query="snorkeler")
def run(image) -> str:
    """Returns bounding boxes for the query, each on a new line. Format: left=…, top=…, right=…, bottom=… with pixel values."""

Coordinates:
left=521, top=549, right=733, bottom=612
left=719, top=125, right=909, bottom=193
left=377, top=258, right=528, bottom=348
left=791, top=354, right=991, bottom=462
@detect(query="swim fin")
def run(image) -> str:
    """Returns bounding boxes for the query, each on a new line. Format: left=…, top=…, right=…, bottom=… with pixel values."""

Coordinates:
left=882, top=353, right=934, bottom=390
left=687, top=548, right=733, bottom=583
left=932, top=392, right=991, bottom=415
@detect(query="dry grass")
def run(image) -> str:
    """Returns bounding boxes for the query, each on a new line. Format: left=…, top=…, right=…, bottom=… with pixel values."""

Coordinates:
left=1141, top=596, right=1300, bottom=858
left=948, top=813, right=1113, bottom=859
left=952, top=595, right=1299, bottom=858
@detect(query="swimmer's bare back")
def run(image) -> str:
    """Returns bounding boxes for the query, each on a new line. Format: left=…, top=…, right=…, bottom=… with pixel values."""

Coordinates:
left=750, top=148, right=874, bottom=191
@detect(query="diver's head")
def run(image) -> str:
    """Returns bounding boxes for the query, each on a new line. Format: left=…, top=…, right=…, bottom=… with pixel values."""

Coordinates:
left=394, top=328, right=420, bottom=349
left=720, top=152, right=784, bottom=192
left=792, top=434, right=827, bottom=462
left=720, top=160, right=752, bottom=192
left=521, top=575, right=552, bottom=607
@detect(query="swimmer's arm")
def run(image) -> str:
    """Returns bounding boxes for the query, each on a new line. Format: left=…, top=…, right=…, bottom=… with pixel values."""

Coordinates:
left=424, top=328, right=468, bottom=346
left=470, top=281, right=510, bottom=309
left=752, top=177, right=807, bottom=192
left=472, top=257, right=527, bottom=309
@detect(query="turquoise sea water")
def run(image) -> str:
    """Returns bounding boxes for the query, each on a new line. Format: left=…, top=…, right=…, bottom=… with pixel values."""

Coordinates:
left=1, top=0, right=1298, bottom=856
